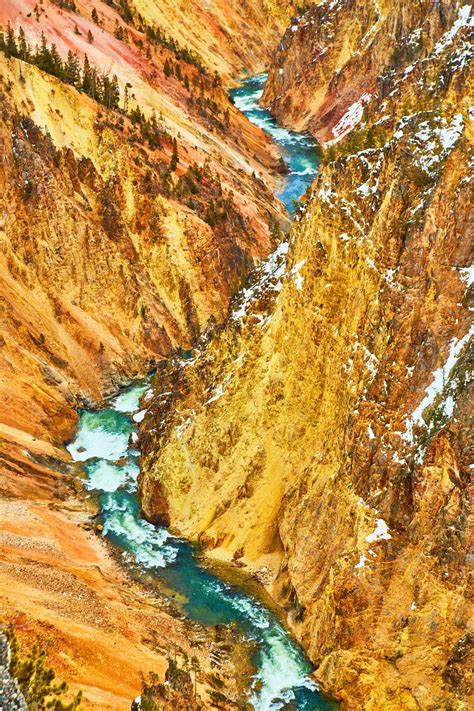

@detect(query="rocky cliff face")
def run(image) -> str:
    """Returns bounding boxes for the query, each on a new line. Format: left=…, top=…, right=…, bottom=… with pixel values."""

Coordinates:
left=262, top=0, right=463, bottom=142
left=0, top=0, right=289, bottom=447
left=140, top=3, right=473, bottom=708
left=1, top=0, right=296, bottom=82
left=0, top=58, right=283, bottom=451
left=128, top=0, right=297, bottom=79
left=0, top=1, right=290, bottom=707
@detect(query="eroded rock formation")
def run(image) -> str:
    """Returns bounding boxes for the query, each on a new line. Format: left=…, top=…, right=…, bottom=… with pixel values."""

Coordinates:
left=0, top=1, right=292, bottom=707
left=140, top=3, right=473, bottom=708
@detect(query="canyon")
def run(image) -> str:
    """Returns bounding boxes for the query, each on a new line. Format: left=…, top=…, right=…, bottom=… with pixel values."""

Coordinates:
left=140, top=1, right=474, bottom=709
left=0, top=0, right=295, bottom=708
left=1, top=0, right=473, bottom=709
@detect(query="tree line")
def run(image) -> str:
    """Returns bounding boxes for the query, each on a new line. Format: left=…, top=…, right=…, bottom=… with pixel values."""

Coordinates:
left=97, top=0, right=208, bottom=74
left=0, top=23, right=120, bottom=109
left=5, top=627, right=83, bottom=710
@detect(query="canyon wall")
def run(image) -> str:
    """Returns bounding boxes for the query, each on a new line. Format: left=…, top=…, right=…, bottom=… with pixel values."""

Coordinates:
left=0, top=1, right=290, bottom=706
left=0, top=58, right=283, bottom=451
left=128, top=0, right=297, bottom=78
left=141, top=2, right=474, bottom=708
left=0, top=0, right=289, bottom=450
left=262, top=0, right=462, bottom=142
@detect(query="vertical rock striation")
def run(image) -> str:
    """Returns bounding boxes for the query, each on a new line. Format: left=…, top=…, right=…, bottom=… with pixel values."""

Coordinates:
left=140, top=3, right=474, bottom=708
left=262, top=0, right=463, bottom=142
left=0, top=1, right=291, bottom=706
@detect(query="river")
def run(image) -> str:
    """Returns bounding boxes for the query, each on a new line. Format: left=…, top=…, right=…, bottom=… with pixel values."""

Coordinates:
left=68, top=76, right=335, bottom=710
left=230, top=73, right=319, bottom=212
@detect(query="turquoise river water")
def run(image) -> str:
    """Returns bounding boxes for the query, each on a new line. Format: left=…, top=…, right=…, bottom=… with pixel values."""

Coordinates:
left=230, top=73, right=319, bottom=212
left=68, top=76, right=334, bottom=710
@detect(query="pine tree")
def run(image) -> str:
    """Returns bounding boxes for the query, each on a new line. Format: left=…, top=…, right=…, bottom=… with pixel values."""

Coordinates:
left=5, top=22, right=18, bottom=57
left=17, top=27, right=30, bottom=61
left=6, top=629, right=83, bottom=710
left=91, top=8, right=99, bottom=24
left=90, top=66, right=98, bottom=99
left=87, top=29, right=94, bottom=44
left=49, top=43, right=63, bottom=77
left=163, top=58, right=172, bottom=78
left=129, top=105, right=142, bottom=123
left=190, top=656, right=200, bottom=698
left=35, top=32, right=53, bottom=73
left=82, top=54, right=93, bottom=95
left=269, top=216, right=282, bottom=245
left=170, top=137, right=179, bottom=171
left=96, top=73, right=104, bottom=104
left=99, top=73, right=120, bottom=108
left=110, top=74, right=120, bottom=108
left=64, top=50, right=80, bottom=87
left=114, top=21, right=124, bottom=41
left=147, top=110, right=161, bottom=149
left=123, top=81, right=132, bottom=112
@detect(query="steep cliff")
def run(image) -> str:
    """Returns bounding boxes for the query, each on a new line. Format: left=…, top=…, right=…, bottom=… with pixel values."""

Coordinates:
left=0, top=0, right=290, bottom=440
left=262, top=0, right=464, bottom=142
left=0, top=1, right=291, bottom=707
left=127, top=0, right=297, bottom=79
left=0, top=60, right=284, bottom=444
left=140, top=3, right=474, bottom=708
left=1, top=0, right=296, bottom=81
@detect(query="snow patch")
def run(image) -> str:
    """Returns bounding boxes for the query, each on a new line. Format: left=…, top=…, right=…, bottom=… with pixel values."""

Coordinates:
left=355, top=553, right=368, bottom=570
left=459, top=265, right=474, bottom=287
left=404, top=326, right=474, bottom=441
left=329, top=93, right=372, bottom=143
left=291, top=260, right=306, bottom=291
left=176, top=417, right=192, bottom=440
left=433, top=5, right=473, bottom=56
left=205, top=383, right=224, bottom=405
left=366, top=518, right=391, bottom=544
left=231, top=241, right=288, bottom=322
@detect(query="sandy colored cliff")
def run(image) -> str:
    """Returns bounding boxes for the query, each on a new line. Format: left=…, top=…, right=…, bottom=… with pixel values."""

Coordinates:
left=141, top=3, right=474, bottom=708
left=0, top=0, right=292, bottom=706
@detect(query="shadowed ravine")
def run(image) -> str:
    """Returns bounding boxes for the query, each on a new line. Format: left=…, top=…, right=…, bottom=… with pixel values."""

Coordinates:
left=68, top=76, right=334, bottom=710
